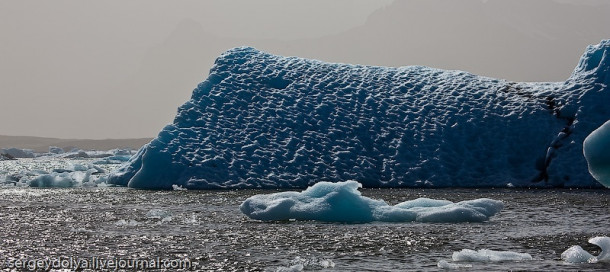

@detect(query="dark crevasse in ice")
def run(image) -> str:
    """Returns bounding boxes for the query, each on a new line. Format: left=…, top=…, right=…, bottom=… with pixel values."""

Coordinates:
left=109, top=40, right=610, bottom=189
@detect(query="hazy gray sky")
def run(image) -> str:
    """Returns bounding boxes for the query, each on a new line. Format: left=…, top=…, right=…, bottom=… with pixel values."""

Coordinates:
left=1, top=0, right=609, bottom=139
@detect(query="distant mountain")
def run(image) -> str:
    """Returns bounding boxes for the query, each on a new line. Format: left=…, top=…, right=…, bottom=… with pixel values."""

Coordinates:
left=0, top=135, right=151, bottom=153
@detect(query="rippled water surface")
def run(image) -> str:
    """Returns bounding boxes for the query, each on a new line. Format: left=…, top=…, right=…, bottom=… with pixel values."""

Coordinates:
left=1, top=162, right=610, bottom=271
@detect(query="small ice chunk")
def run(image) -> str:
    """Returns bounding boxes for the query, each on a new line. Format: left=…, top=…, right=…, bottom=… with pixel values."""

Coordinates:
left=275, top=257, right=335, bottom=271
left=590, top=236, right=610, bottom=262
left=183, top=214, right=198, bottom=224
left=70, top=227, right=92, bottom=234
left=115, top=219, right=140, bottom=227
left=562, top=236, right=610, bottom=263
left=63, top=150, right=90, bottom=159
left=437, top=260, right=472, bottom=269
left=275, top=264, right=303, bottom=272
left=561, top=245, right=596, bottom=263
left=49, top=146, right=64, bottom=154
left=172, top=184, right=187, bottom=191
left=452, top=249, right=533, bottom=262
left=240, top=180, right=503, bottom=223
left=67, top=163, right=89, bottom=172
left=28, top=174, right=75, bottom=188
left=31, top=169, right=50, bottom=175
left=584, top=120, right=610, bottom=188
left=146, top=209, right=172, bottom=219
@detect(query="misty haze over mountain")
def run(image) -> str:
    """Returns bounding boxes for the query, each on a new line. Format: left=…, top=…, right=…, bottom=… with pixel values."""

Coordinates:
left=1, top=0, right=609, bottom=139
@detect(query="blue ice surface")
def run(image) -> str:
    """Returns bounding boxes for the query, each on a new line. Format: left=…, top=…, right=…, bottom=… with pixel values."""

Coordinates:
left=239, top=180, right=503, bottom=223
left=108, top=40, right=610, bottom=189
left=584, top=120, right=610, bottom=188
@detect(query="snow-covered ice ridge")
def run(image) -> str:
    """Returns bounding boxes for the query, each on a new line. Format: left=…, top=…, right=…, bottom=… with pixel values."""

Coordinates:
left=109, top=40, right=610, bottom=189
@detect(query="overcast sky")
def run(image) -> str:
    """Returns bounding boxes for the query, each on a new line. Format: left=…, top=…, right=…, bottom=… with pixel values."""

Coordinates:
left=1, top=0, right=609, bottom=139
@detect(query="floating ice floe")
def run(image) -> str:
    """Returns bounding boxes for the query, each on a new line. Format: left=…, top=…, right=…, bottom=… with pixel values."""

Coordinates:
left=240, top=180, right=503, bottom=223
left=584, top=120, right=610, bottom=188
left=109, top=40, right=610, bottom=189
left=561, top=236, right=610, bottom=263
left=452, top=249, right=533, bottom=262
left=437, top=249, right=532, bottom=269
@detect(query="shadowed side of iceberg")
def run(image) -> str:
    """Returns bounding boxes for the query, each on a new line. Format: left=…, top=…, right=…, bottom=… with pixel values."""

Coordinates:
left=108, top=40, right=610, bottom=189
left=546, top=40, right=610, bottom=187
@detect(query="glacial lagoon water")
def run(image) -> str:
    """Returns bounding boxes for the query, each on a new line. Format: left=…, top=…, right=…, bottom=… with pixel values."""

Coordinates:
left=1, top=159, right=610, bottom=271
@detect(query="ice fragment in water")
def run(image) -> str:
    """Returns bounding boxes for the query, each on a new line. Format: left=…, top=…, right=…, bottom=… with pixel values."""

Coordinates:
left=584, top=120, right=610, bottom=188
left=452, top=249, right=533, bottom=262
left=240, top=180, right=503, bottom=223
left=562, top=236, right=610, bottom=263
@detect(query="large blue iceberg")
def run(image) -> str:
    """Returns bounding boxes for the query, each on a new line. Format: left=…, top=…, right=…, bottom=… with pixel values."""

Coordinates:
left=109, top=40, right=610, bottom=189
